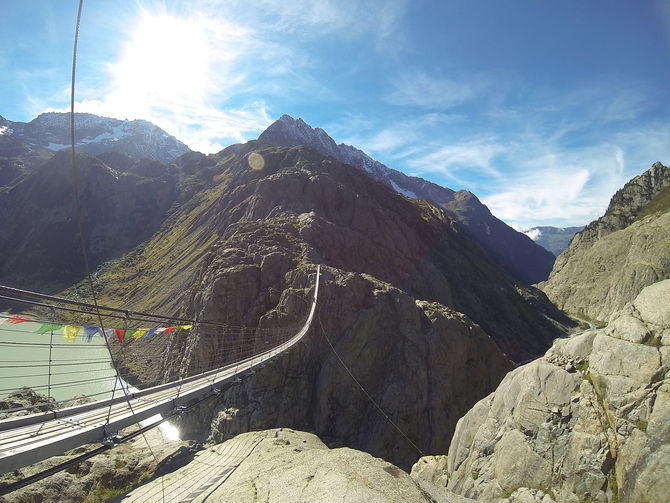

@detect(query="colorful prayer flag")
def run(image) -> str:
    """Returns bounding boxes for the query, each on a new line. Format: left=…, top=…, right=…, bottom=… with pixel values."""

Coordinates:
left=162, top=327, right=176, bottom=333
left=125, top=329, right=137, bottom=339
left=114, top=329, right=126, bottom=343
left=141, top=328, right=157, bottom=339
left=179, top=325, right=193, bottom=330
left=133, top=328, right=148, bottom=339
left=83, top=326, right=100, bottom=342
left=102, top=328, right=114, bottom=342
left=35, top=323, right=62, bottom=334
left=6, top=314, right=33, bottom=324
left=63, top=325, right=81, bottom=342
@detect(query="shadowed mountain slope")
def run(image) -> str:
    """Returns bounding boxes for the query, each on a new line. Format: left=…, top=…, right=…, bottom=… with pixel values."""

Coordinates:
left=0, top=151, right=181, bottom=292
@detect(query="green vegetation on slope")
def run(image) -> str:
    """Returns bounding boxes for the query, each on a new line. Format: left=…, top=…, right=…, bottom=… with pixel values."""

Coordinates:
left=634, top=184, right=670, bottom=222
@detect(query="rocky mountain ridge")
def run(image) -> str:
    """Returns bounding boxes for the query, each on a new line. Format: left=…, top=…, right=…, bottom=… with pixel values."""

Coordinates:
left=259, top=114, right=555, bottom=285
left=541, top=162, right=670, bottom=321
left=554, top=161, right=670, bottom=267
left=0, top=112, right=189, bottom=167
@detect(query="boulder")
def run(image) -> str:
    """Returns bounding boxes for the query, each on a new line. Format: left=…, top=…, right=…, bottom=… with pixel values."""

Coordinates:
left=121, top=428, right=464, bottom=503
left=414, top=280, right=670, bottom=503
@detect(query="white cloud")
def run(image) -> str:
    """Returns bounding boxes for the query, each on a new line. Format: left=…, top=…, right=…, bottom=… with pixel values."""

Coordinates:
left=338, top=113, right=465, bottom=158
left=221, top=0, right=407, bottom=48
left=480, top=140, right=632, bottom=228
left=524, top=228, right=542, bottom=240
left=407, top=138, right=504, bottom=178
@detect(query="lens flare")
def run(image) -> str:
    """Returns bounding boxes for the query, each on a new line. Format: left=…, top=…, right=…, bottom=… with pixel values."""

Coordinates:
left=248, top=152, right=265, bottom=170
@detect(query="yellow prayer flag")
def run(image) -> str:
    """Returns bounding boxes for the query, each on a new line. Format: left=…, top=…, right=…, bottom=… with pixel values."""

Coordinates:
left=134, top=328, right=148, bottom=339
left=180, top=325, right=192, bottom=330
left=63, top=325, right=81, bottom=343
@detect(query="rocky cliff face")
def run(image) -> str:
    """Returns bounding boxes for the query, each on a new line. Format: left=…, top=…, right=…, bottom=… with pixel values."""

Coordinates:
left=0, top=150, right=180, bottom=292
left=259, top=115, right=555, bottom=285
left=413, top=279, right=670, bottom=503
left=541, top=162, right=670, bottom=321
left=0, top=115, right=52, bottom=187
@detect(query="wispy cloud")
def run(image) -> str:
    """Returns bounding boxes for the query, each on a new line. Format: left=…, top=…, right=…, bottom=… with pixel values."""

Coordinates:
left=406, top=138, right=505, bottom=179
left=386, top=71, right=480, bottom=109
left=52, top=0, right=410, bottom=152
left=222, top=0, right=408, bottom=48
left=337, top=113, right=465, bottom=158
left=351, top=77, right=669, bottom=228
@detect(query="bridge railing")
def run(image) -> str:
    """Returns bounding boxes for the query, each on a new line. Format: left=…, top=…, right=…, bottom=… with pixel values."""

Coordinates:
left=0, top=266, right=320, bottom=421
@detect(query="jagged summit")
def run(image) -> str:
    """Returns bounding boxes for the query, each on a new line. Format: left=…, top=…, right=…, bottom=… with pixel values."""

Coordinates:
left=262, top=114, right=342, bottom=161
left=258, top=114, right=556, bottom=284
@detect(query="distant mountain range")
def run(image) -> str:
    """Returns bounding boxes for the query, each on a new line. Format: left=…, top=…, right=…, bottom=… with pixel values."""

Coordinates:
left=259, top=115, right=556, bottom=284
left=522, top=225, right=584, bottom=256
left=0, top=112, right=189, bottom=177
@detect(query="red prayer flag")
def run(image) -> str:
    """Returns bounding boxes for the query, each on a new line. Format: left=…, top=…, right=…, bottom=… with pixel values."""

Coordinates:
left=114, top=329, right=126, bottom=343
left=162, top=327, right=176, bottom=333
left=7, top=315, right=33, bottom=324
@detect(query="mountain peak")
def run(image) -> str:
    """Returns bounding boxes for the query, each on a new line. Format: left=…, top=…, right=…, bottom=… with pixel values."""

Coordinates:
left=5, top=112, right=190, bottom=164
left=259, top=115, right=340, bottom=160
left=257, top=114, right=555, bottom=283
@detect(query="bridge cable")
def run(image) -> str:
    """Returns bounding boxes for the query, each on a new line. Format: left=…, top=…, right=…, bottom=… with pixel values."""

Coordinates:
left=66, top=1, right=166, bottom=500
left=316, top=313, right=424, bottom=457
left=0, top=377, right=226, bottom=496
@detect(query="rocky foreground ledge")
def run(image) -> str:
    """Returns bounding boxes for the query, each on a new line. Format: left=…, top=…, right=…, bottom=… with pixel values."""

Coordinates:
left=119, top=428, right=472, bottom=503
left=413, top=279, right=670, bottom=503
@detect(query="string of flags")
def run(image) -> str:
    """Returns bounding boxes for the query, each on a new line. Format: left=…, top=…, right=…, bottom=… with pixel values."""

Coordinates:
left=0, top=313, right=192, bottom=343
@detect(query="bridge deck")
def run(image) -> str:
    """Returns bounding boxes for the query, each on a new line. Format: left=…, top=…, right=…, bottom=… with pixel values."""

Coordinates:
left=0, top=267, right=319, bottom=475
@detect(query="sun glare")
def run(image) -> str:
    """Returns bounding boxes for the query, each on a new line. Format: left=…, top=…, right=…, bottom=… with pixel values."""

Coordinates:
left=112, top=14, right=213, bottom=108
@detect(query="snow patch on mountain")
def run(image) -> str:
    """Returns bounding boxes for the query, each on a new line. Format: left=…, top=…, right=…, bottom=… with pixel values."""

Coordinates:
left=5, top=112, right=190, bottom=163
left=0, top=126, right=9, bottom=136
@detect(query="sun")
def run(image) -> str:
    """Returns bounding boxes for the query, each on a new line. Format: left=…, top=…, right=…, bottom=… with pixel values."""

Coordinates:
left=111, top=13, right=213, bottom=109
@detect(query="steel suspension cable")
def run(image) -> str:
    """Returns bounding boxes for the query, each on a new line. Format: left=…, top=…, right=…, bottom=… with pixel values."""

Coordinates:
left=316, top=312, right=424, bottom=457
left=66, top=1, right=165, bottom=499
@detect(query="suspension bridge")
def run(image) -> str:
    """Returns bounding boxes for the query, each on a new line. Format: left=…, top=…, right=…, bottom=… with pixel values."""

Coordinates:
left=0, top=265, right=320, bottom=484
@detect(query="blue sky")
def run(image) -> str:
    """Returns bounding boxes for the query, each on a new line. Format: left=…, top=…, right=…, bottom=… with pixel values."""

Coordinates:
left=1, top=0, right=669, bottom=229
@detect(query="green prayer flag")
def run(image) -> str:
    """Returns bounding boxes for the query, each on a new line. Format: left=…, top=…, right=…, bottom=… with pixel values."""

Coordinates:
left=35, top=323, right=62, bottom=334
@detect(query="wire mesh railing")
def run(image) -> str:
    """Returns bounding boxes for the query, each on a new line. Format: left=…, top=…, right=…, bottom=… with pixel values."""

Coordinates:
left=0, top=284, right=308, bottom=419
